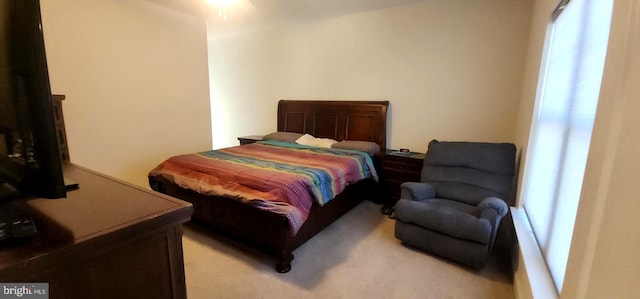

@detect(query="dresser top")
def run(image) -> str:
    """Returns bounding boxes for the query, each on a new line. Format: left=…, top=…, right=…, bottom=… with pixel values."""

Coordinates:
left=0, top=164, right=192, bottom=274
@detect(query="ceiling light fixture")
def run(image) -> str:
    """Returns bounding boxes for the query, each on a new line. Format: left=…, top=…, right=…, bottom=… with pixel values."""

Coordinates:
left=207, top=0, right=239, bottom=21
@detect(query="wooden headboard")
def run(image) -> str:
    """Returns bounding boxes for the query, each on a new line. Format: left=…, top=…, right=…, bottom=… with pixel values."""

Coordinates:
left=277, top=100, right=389, bottom=150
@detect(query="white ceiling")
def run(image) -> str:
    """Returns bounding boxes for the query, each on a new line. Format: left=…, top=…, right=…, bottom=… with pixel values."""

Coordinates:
left=240, top=0, right=429, bottom=20
left=142, top=0, right=430, bottom=38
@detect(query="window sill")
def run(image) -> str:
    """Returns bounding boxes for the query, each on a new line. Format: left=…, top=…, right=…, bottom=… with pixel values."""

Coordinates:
left=511, top=207, right=559, bottom=299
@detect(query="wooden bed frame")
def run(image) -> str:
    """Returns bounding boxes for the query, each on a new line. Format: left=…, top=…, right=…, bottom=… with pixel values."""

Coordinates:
left=149, top=100, right=389, bottom=272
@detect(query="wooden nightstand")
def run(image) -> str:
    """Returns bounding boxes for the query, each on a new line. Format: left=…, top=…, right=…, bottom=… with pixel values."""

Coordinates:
left=238, top=135, right=264, bottom=145
left=374, top=150, right=426, bottom=213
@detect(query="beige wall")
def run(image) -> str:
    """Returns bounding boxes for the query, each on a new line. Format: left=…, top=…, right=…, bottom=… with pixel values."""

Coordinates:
left=514, top=0, right=640, bottom=298
left=208, top=0, right=533, bottom=150
left=40, top=0, right=212, bottom=187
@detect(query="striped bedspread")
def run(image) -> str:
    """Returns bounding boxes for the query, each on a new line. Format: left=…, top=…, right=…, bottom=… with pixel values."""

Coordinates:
left=148, top=140, right=378, bottom=235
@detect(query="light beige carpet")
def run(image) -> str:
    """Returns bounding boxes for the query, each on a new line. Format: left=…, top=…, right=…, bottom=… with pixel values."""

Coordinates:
left=182, top=201, right=514, bottom=299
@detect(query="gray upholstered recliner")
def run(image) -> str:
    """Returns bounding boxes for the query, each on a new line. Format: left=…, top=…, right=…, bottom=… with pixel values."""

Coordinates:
left=394, top=140, right=516, bottom=269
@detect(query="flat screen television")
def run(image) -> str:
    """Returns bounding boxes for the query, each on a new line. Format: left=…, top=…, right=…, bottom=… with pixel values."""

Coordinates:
left=0, top=0, right=66, bottom=200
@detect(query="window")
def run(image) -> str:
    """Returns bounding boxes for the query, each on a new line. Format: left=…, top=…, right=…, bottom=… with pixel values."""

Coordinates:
left=520, top=0, right=613, bottom=292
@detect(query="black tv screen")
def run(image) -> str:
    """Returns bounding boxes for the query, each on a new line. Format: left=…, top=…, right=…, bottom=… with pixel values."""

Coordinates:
left=0, top=0, right=65, bottom=200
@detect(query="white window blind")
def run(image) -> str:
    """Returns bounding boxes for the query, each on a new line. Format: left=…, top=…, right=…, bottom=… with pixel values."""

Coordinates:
left=520, top=0, right=613, bottom=292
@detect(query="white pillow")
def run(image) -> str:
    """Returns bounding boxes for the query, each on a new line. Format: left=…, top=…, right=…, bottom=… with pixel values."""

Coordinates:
left=295, top=133, right=316, bottom=145
left=313, top=138, right=339, bottom=148
left=295, top=134, right=338, bottom=148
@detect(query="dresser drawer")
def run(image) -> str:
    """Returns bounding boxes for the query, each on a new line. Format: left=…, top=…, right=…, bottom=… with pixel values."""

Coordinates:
left=374, top=150, right=425, bottom=201
left=382, top=160, right=422, bottom=173
left=383, top=168, right=421, bottom=182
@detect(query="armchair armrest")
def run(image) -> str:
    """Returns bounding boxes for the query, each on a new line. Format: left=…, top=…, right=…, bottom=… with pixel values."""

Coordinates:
left=476, top=197, right=508, bottom=218
left=476, top=197, right=508, bottom=252
left=400, top=182, right=436, bottom=201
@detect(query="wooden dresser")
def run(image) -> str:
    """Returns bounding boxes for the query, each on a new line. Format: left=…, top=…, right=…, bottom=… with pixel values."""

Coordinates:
left=237, top=135, right=264, bottom=145
left=375, top=150, right=426, bottom=202
left=0, top=164, right=193, bottom=299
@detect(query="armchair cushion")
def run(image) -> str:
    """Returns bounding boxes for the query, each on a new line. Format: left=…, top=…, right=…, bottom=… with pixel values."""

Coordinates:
left=400, top=182, right=435, bottom=202
left=395, top=199, right=492, bottom=245
left=421, top=140, right=516, bottom=206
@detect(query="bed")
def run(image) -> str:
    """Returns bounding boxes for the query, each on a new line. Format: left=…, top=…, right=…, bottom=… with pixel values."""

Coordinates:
left=148, top=100, right=389, bottom=272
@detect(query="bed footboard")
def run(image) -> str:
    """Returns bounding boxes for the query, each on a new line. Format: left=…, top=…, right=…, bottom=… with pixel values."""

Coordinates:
left=149, top=176, right=378, bottom=272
